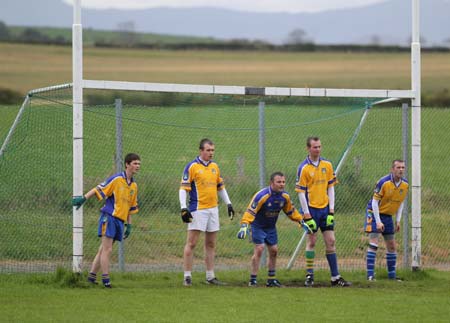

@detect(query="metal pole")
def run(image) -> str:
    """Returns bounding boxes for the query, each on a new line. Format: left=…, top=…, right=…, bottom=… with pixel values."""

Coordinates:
left=258, top=101, right=267, bottom=268
left=0, top=95, right=30, bottom=158
left=402, top=103, right=410, bottom=268
left=115, top=98, right=125, bottom=271
left=411, top=0, right=422, bottom=270
left=72, top=0, right=84, bottom=273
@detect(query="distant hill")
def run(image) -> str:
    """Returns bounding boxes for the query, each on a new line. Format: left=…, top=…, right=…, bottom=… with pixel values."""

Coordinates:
left=1, top=0, right=450, bottom=46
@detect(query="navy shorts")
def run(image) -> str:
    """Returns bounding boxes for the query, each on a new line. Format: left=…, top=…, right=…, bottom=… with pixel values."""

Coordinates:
left=251, top=225, right=278, bottom=246
left=364, top=211, right=395, bottom=235
left=309, top=206, right=334, bottom=232
left=97, top=212, right=125, bottom=242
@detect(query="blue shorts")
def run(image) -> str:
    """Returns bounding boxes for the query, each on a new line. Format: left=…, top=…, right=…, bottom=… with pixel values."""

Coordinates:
left=364, top=211, right=395, bottom=235
left=97, top=212, right=125, bottom=242
left=251, top=225, right=278, bottom=246
left=309, top=206, right=333, bottom=233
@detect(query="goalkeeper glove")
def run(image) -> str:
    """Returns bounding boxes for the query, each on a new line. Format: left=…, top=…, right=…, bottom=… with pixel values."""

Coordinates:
left=124, top=224, right=132, bottom=239
left=304, top=217, right=317, bottom=232
left=227, top=204, right=235, bottom=220
left=72, top=196, right=86, bottom=210
left=237, top=224, right=249, bottom=239
left=326, top=212, right=334, bottom=226
left=181, top=208, right=193, bottom=223
left=299, top=220, right=313, bottom=233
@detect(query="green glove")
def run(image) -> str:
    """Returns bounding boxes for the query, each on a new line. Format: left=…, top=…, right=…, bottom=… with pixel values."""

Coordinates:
left=124, top=224, right=132, bottom=239
left=326, top=213, right=334, bottom=226
left=237, top=224, right=249, bottom=239
left=299, top=220, right=313, bottom=233
left=72, top=196, right=86, bottom=210
left=304, top=217, right=317, bottom=232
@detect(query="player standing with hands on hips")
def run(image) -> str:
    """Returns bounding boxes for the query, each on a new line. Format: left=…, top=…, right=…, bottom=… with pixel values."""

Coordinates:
left=295, top=137, right=351, bottom=287
left=72, top=153, right=141, bottom=288
left=237, top=172, right=310, bottom=287
left=179, top=138, right=234, bottom=286
left=364, top=160, right=409, bottom=281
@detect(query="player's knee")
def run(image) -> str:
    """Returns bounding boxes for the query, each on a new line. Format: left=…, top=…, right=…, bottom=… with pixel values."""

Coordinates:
left=368, top=243, right=378, bottom=251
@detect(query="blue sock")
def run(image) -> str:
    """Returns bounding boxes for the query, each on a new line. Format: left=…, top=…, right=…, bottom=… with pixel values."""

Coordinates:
left=366, top=250, right=376, bottom=278
left=88, top=272, right=97, bottom=283
left=386, top=252, right=397, bottom=279
left=102, top=274, right=111, bottom=286
left=250, top=274, right=257, bottom=282
left=326, top=252, right=339, bottom=277
left=268, top=269, right=276, bottom=279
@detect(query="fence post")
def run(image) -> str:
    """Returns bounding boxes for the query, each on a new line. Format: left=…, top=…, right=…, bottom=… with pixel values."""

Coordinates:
left=258, top=101, right=267, bottom=268
left=115, top=98, right=125, bottom=272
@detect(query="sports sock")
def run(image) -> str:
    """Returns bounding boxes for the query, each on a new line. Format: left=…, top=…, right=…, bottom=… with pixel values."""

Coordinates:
left=88, top=272, right=97, bottom=283
left=184, top=271, right=192, bottom=279
left=268, top=269, right=276, bottom=280
left=366, top=250, right=377, bottom=278
left=102, top=273, right=111, bottom=287
left=250, top=274, right=257, bottom=282
left=386, top=252, right=397, bottom=279
left=326, top=252, right=339, bottom=277
left=206, top=270, right=215, bottom=281
left=305, top=250, right=315, bottom=275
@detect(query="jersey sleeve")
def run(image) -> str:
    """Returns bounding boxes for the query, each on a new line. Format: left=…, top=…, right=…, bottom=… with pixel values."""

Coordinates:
left=216, top=166, right=225, bottom=191
left=180, top=164, right=193, bottom=191
left=241, top=192, right=266, bottom=224
left=327, top=163, right=337, bottom=187
left=295, top=165, right=308, bottom=193
left=129, top=184, right=139, bottom=215
left=94, top=176, right=116, bottom=200
left=373, top=180, right=385, bottom=201
left=282, top=193, right=303, bottom=222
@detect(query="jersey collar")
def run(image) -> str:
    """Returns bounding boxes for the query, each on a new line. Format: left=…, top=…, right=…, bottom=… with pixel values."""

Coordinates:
left=196, top=156, right=211, bottom=166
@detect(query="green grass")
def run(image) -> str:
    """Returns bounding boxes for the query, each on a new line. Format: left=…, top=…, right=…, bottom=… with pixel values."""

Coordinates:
left=0, top=269, right=449, bottom=322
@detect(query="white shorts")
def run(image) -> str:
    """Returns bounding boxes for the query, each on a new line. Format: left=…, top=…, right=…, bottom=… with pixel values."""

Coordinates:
left=188, top=207, right=219, bottom=232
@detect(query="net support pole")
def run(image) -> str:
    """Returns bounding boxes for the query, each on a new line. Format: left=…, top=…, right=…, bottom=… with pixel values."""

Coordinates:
left=115, top=98, right=125, bottom=272
left=402, top=103, right=410, bottom=268
left=411, top=0, right=421, bottom=270
left=72, top=0, right=84, bottom=273
left=0, top=95, right=30, bottom=158
left=258, top=101, right=267, bottom=268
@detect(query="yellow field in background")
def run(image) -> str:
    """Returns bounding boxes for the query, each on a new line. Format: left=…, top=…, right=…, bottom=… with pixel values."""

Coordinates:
left=1, top=42, right=448, bottom=95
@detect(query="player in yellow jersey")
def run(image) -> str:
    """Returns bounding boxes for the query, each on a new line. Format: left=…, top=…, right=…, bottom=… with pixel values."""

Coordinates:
left=364, top=160, right=409, bottom=281
left=72, top=153, right=140, bottom=288
left=179, top=138, right=234, bottom=286
left=295, top=137, right=350, bottom=287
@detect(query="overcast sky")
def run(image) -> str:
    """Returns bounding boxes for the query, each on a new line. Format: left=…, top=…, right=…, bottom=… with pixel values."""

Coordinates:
left=63, top=0, right=387, bottom=13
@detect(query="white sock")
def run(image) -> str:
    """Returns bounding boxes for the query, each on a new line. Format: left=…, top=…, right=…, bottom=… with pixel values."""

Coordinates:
left=206, top=270, right=215, bottom=280
left=184, top=271, right=191, bottom=278
left=331, top=275, right=341, bottom=281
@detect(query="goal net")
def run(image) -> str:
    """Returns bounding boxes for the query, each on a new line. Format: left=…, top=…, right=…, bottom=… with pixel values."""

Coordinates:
left=2, top=83, right=434, bottom=274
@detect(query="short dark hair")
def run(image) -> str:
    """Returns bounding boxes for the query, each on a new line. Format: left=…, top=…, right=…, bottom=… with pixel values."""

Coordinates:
left=270, top=171, right=285, bottom=182
left=124, top=153, right=140, bottom=165
left=199, top=138, right=214, bottom=150
left=392, top=159, right=405, bottom=168
left=306, top=136, right=320, bottom=148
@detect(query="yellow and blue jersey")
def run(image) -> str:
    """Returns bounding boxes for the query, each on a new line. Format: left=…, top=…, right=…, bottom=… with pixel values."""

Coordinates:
left=180, top=157, right=224, bottom=212
left=366, top=173, right=409, bottom=216
left=241, top=187, right=302, bottom=228
left=295, top=157, right=337, bottom=209
left=94, top=171, right=139, bottom=222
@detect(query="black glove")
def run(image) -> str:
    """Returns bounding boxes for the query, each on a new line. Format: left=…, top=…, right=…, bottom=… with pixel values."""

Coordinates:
left=181, top=208, right=193, bottom=223
left=227, top=204, right=235, bottom=220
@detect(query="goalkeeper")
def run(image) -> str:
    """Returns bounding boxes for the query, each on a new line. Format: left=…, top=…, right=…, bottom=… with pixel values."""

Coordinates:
left=72, top=153, right=140, bottom=288
left=237, top=171, right=307, bottom=287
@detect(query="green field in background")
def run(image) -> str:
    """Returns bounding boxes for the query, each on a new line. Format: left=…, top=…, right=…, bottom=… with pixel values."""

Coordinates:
left=1, top=42, right=449, bottom=97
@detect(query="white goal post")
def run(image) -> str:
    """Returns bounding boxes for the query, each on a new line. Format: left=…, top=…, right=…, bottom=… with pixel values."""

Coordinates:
left=71, top=0, right=422, bottom=272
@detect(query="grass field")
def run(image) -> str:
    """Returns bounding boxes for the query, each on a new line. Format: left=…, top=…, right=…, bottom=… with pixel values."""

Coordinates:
left=1, top=269, right=449, bottom=322
left=1, top=42, right=450, bottom=97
